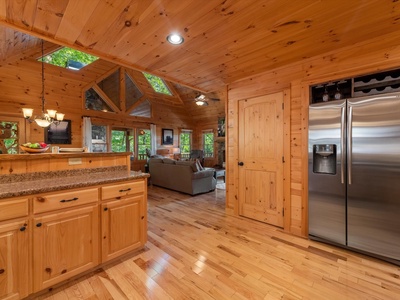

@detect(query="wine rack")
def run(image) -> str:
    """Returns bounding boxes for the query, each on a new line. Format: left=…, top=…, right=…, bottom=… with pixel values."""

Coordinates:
left=310, top=68, right=400, bottom=103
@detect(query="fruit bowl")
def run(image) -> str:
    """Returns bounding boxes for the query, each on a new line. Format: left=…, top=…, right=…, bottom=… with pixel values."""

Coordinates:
left=20, top=145, right=49, bottom=153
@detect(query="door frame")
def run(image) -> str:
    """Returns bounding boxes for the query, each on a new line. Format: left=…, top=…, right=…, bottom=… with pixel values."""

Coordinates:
left=233, top=89, right=291, bottom=231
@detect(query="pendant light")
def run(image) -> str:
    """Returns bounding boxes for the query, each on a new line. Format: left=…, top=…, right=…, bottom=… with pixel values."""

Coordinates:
left=22, top=39, right=65, bottom=127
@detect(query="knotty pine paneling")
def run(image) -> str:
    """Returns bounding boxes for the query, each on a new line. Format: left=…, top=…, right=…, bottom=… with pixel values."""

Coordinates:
left=0, top=55, right=197, bottom=151
left=227, top=30, right=400, bottom=237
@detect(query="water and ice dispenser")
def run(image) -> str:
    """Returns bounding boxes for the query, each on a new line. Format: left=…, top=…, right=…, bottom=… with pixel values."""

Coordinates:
left=312, top=144, right=336, bottom=175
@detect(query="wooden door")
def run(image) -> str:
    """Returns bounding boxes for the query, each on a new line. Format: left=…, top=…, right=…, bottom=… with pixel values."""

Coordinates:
left=238, top=92, right=284, bottom=227
left=33, top=205, right=99, bottom=292
left=101, top=195, right=145, bottom=262
left=0, top=220, right=29, bottom=300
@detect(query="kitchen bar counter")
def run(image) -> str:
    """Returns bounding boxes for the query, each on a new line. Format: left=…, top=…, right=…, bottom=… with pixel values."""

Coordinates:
left=0, top=151, right=132, bottom=161
left=0, top=166, right=149, bottom=199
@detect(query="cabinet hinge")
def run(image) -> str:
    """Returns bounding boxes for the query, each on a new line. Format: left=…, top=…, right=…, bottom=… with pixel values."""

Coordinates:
left=282, top=208, right=285, bottom=217
left=282, top=156, right=285, bottom=163
left=282, top=103, right=284, bottom=110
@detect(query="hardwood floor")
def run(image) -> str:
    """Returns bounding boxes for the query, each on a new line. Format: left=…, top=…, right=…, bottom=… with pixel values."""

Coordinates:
left=35, top=184, right=400, bottom=300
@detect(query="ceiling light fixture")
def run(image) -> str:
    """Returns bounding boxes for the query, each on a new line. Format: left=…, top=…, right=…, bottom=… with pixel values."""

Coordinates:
left=195, top=100, right=207, bottom=106
left=166, top=33, right=184, bottom=45
left=22, top=39, right=65, bottom=127
left=195, top=94, right=208, bottom=106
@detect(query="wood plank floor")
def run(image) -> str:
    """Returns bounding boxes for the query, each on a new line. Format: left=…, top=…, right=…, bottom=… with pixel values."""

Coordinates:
left=36, top=184, right=400, bottom=300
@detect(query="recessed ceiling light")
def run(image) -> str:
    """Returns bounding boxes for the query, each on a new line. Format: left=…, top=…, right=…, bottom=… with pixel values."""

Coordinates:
left=167, top=33, right=184, bottom=45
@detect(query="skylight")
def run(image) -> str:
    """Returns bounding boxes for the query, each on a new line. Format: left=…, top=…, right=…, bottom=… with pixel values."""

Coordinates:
left=40, top=47, right=98, bottom=70
left=143, top=72, right=172, bottom=95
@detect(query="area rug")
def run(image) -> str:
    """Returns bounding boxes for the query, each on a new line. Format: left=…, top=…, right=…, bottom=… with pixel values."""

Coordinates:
left=216, top=182, right=225, bottom=190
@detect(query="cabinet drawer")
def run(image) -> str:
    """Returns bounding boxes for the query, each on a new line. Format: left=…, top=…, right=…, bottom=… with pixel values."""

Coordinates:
left=0, top=197, right=28, bottom=221
left=101, top=180, right=144, bottom=200
left=33, top=188, right=99, bottom=214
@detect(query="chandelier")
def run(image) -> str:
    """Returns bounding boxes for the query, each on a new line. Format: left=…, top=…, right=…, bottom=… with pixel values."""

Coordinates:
left=22, top=39, right=64, bottom=127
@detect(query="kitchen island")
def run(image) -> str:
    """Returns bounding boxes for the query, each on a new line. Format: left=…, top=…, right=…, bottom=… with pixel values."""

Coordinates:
left=0, top=152, right=149, bottom=300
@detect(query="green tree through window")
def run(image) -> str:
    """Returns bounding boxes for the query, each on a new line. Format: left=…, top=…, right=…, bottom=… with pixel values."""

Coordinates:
left=138, top=129, right=151, bottom=159
left=143, top=73, right=172, bottom=95
left=111, top=129, right=134, bottom=153
left=203, top=131, right=214, bottom=157
left=180, top=131, right=191, bottom=154
left=41, top=47, right=98, bottom=69
left=0, top=121, right=18, bottom=154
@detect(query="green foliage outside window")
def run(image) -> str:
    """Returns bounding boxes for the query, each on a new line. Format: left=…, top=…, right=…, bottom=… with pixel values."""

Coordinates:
left=0, top=121, right=18, bottom=154
left=138, top=130, right=151, bottom=158
left=180, top=132, right=191, bottom=154
left=203, top=132, right=214, bottom=157
left=143, top=72, right=172, bottom=95
left=111, top=130, right=134, bottom=153
left=41, top=47, right=98, bottom=68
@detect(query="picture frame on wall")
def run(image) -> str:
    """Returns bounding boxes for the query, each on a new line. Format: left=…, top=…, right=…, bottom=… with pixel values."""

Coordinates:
left=162, top=128, right=173, bottom=145
left=45, top=120, right=72, bottom=144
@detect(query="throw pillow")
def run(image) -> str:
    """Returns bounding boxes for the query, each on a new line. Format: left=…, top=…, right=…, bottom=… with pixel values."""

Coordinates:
left=196, top=159, right=204, bottom=171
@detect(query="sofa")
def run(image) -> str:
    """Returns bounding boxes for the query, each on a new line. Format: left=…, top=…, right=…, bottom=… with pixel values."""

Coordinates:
left=148, top=157, right=216, bottom=195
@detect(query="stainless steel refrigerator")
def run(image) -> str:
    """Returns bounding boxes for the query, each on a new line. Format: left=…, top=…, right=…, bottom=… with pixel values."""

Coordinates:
left=308, top=92, right=400, bottom=264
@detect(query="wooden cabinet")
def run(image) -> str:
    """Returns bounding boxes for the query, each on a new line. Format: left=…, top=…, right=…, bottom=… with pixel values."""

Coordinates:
left=0, top=219, right=30, bottom=300
left=32, top=205, right=99, bottom=292
left=101, top=181, right=147, bottom=262
left=0, top=197, right=30, bottom=300
left=0, top=177, right=147, bottom=299
left=32, top=187, right=98, bottom=214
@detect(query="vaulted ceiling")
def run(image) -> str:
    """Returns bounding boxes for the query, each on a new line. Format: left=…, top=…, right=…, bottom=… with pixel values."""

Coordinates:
left=1, top=1, right=400, bottom=94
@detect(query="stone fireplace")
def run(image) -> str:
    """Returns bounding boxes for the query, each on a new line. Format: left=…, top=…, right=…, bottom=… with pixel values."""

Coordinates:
left=215, top=137, right=225, bottom=168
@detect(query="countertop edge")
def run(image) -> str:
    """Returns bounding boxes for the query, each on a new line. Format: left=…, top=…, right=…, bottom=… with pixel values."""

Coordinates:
left=0, top=172, right=150, bottom=199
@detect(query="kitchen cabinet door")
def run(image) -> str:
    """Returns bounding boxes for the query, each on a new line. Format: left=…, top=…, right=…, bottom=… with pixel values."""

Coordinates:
left=32, top=205, right=99, bottom=292
left=101, top=195, right=146, bottom=262
left=0, top=220, right=29, bottom=300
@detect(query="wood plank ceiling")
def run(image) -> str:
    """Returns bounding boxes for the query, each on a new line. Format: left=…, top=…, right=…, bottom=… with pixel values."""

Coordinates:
left=0, top=0, right=399, bottom=94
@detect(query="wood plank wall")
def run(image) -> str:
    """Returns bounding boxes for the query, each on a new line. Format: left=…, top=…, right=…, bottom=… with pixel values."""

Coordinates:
left=0, top=57, right=199, bottom=156
left=227, top=30, right=400, bottom=237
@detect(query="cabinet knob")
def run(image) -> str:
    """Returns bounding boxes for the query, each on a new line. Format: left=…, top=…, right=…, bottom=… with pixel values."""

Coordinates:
left=61, top=269, right=67, bottom=274
left=45, top=267, right=52, bottom=273
left=238, top=161, right=244, bottom=166
left=104, top=207, right=108, bottom=211
left=36, top=223, right=42, bottom=227
left=20, top=226, right=26, bottom=232
left=0, top=269, right=4, bottom=274
left=37, top=196, right=46, bottom=202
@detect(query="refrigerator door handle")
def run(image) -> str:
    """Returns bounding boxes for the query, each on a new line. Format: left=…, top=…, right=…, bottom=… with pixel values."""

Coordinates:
left=348, top=106, right=353, bottom=185
left=341, top=106, right=345, bottom=184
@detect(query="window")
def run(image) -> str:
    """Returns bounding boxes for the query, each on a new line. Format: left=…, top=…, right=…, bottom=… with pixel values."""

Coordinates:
left=92, top=125, right=108, bottom=152
left=143, top=72, right=172, bottom=95
left=41, top=47, right=98, bottom=70
left=0, top=121, right=19, bottom=154
left=203, top=131, right=214, bottom=158
left=180, top=130, right=192, bottom=157
left=137, top=129, right=151, bottom=160
left=111, top=129, right=134, bottom=153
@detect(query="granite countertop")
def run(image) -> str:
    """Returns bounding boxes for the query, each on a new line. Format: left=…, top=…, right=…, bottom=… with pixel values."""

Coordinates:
left=0, top=166, right=150, bottom=199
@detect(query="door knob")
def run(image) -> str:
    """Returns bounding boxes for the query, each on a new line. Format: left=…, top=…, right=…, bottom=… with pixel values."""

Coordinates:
left=238, top=162, right=244, bottom=166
